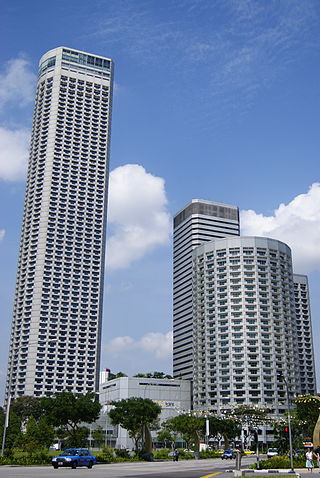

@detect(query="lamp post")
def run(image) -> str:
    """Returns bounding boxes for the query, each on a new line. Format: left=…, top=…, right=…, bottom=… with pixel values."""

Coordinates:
left=1, top=343, right=17, bottom=457
left=1, top=395, right=11, bottom=457
left=253, top=426, right=260, bottom=469
left=277, top=372, right=294, bottom=473
left=205, top=416, right=210, bottom=447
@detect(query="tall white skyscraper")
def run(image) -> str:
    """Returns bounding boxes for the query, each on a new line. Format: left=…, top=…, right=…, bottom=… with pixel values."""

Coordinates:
left=192, top=236, right=301, bottom=412
left=5, top=47, right=114, bottom=399
left=173, top=200, right=240, bottom=379
left=293, top=274, right=317, bottom=395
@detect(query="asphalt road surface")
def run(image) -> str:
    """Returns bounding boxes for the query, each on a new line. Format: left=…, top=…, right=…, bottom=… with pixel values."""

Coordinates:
left=0, top=456, right=254, bottom=478
left=0, top=455, right=316, bottom=478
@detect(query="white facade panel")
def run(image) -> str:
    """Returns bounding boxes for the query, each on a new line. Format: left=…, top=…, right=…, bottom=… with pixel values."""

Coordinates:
left=99, top=377, right=191, bottom=449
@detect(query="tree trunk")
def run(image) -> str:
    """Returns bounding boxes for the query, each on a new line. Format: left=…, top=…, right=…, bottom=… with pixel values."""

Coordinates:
left=223, top=435, right=230, bottom=449
left=144, top=424, right=153, bottom=453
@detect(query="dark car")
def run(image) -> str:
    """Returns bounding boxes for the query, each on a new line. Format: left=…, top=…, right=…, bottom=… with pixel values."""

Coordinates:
left=221, top=449, right=236, bottom=459
left=52, top=448, right=96, bottom=469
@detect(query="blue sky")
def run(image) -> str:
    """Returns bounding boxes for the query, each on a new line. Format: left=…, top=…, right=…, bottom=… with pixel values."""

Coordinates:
left=1, top=0, right=320, bottom=400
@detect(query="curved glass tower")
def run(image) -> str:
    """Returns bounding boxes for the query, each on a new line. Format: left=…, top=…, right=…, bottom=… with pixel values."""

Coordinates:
left=5, top=47, right=114, bottom=399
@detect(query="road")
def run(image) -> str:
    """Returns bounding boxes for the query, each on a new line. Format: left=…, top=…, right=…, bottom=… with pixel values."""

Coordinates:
left=0, top=455, right=315, bottom=478
left=0, top=456, right=254, bottom=478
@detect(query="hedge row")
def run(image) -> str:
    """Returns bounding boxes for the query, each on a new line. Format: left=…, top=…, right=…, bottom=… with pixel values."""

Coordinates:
left=252, top=455, right=310, bottom=469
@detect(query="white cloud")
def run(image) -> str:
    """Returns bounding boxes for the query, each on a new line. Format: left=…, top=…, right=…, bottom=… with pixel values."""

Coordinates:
left=241, top=183, right=320, bottom=274
left=139, top=331, right=173, bottom=359
left=107, top=331, right=173, bottom=360
left=107, top=336, right=135, bottom=355
left=0, top=127, right=29, bottom=181
left=107, top=164, right=171, bottom=269
left=94, top=0, right=317, bottom=110
left=0, top=57, right=35, bottom=110
left=0, top=230, right=5, bottom=241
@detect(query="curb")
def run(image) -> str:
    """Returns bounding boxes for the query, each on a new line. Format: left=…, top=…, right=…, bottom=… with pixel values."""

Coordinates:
left=233, top=470, right=301, bottom=477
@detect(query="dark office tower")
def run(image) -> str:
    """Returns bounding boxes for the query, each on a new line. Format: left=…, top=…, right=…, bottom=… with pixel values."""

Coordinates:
left=173, top=200, right=240, bottom=379
left=5, top=47, right=114, bottom=399
left=293, top=274, right=317, bottom=395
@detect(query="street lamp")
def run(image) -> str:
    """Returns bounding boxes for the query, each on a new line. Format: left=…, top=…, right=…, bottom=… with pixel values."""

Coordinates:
left=1, top=395, right=11, bottom=457
left=252, top=426, right=260, bottom=469
left=277, top=372, right=294, bottom=473
left=205, top=415, right=210, bottom=447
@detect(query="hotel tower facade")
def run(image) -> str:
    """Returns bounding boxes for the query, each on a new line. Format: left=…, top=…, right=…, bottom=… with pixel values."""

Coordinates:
left=5, top=47, right=113, bottom=399
left=173, top=200, right=240, bottom=380
left=192, top=236, right=302, bottom=412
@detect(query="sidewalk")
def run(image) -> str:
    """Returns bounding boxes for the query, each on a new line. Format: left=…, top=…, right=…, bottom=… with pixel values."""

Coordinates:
left=236, top=468, right=320, bottom=477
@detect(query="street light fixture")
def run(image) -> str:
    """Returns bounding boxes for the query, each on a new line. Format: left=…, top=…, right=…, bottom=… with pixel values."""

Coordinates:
left=277, top=372, right=295, bottom=473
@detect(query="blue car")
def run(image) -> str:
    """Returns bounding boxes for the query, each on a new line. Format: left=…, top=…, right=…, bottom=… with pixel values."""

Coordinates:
left=52, top=448, right=96, bottom=469
left=221, top=449, right=237, bottom=459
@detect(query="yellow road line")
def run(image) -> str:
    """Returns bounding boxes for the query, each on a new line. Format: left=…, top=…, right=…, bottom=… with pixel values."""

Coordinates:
left=200, top=472, right=222, bottom=478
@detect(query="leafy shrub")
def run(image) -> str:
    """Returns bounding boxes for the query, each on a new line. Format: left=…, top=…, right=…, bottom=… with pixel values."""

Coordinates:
left=95, top=448, right=139, bottom=463
left=0, top=449, right=51, bottom=466
left=153, top=448, right=195, bottom=460
left=95, top=447, right=115, bottom=463
left=30, top=450, right=51, bottom=462
left=153, top=448, right=170, bottom=459
left=253, top=455, right=306, bottom=469
left=2, top=449, right=13, bottom=459
left=200, top=450, right=222, bottom=459
left=139, top=451, right=154, bottom=461
left=176, top=449, right=194, bottom=460
left=115, top=448, right=130, bottom=458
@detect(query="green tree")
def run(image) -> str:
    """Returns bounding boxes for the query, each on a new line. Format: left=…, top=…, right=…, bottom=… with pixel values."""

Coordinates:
left=133, top=372, right=173, bottom=379
left=42, top=392, right=101, bottom=447
left=92, top=426, right=105, bottom=449
left=227, top=406, right=269, bottom=450
left=108, top=372, right=128, bottom=380
left=0, top=407, right=23, bottom=450
left=156, top=428, right=175, bottom=448
left=164, top=414, right=205, bottom=451
left=272, top=417, right=304, bottom=453
left=206, top=416, right=241, bottom=449
left=11, top=396, right=45, bottom=422
left=109, top=397, right=161, bottom=452
left=218, top=418, right=241, bottom=449
left=157, top=418, right=180, bottom=447
left=57, top=426, right=91, bottom=448
left=294, top=395, right=320, bottom=438
left=18, top=416, right=54, bottom=452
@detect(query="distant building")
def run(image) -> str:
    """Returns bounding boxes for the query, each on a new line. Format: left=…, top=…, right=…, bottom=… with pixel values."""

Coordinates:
left=5, top=47, right=113, bottom=400
left=192, top=236, right=302, bottom=412
left=173, top=200, right=240, bottom=380
left=293, top=274, right=317, bottom=395
left=98, top=376, right=191, bottom=449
